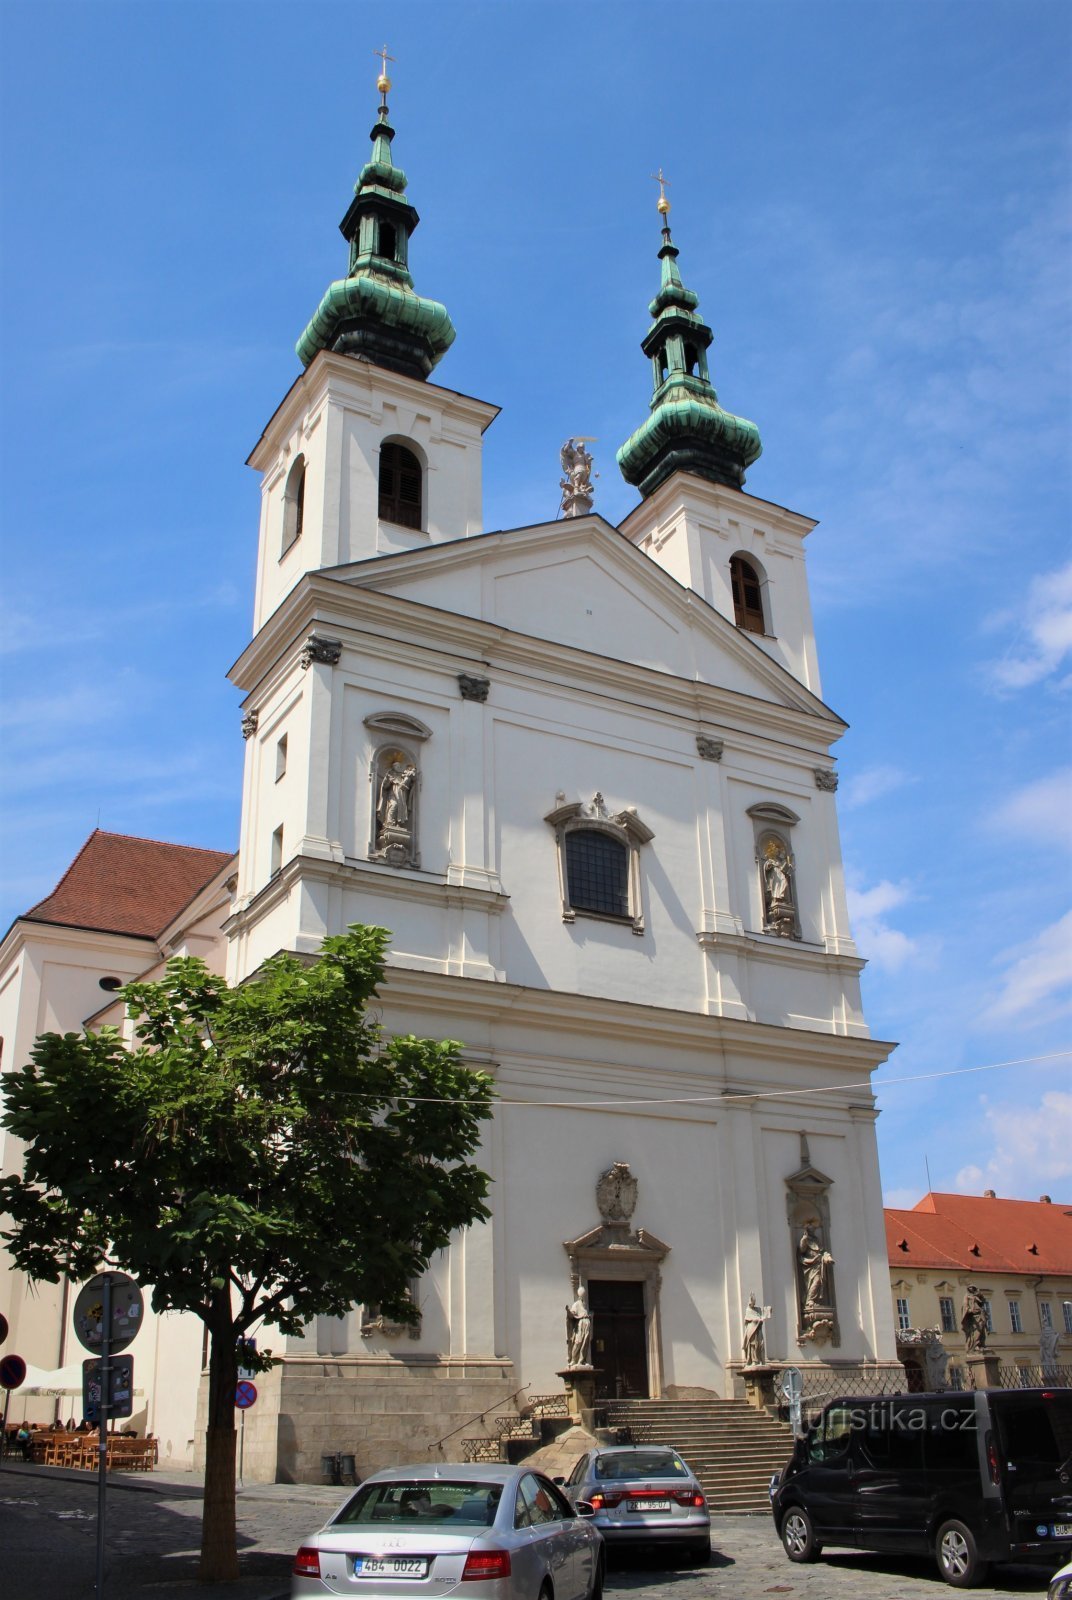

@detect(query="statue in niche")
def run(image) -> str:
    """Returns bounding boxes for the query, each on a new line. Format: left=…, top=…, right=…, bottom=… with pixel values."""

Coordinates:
left=372, top=747, right=418, bottom=868
left=760, top=835, right=798, bottom=938
left=565, top=1283, right=593, bottom=1368
left=799, top=1223, right=833, bottom=1310
left=743, top=1292, right=772, bottom=1367
left=960, top=1284, right=988, bottom=1352
left=559, top=438, right=597, bottom=518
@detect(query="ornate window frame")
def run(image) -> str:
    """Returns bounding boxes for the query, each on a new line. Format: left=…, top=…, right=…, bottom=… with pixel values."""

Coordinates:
left=545, top=792, right=654, bottom=936
left=747, top=801, right=801, bottom=941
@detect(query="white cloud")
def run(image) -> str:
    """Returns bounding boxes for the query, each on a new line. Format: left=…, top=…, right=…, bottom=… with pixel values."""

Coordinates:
left=984, top=560, right=1072, bottom=693
left=983, top=911, right=1072, bottom=1023
left=987, top=768, right=1072, bottom=851
left=842, top=765, right=912, bottom=811
left=955, top=1090, right=1072, bottom=1195
left=846, top=879, right=921, bottom=971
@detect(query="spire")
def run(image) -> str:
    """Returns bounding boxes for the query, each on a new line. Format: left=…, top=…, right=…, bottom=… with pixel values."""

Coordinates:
left=616, top=178, right=761, bottom=498
left=296, top=51, right=455, bottom=379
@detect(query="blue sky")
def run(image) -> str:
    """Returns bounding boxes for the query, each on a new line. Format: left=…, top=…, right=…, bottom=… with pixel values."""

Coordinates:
left=2, top=0, right=1069, bottom=1206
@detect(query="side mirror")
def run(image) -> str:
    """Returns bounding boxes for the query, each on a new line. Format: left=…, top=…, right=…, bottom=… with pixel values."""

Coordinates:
left=551, top=1476, right=565, bottom=1486
left=574, top=1501, right=596, bottom=1517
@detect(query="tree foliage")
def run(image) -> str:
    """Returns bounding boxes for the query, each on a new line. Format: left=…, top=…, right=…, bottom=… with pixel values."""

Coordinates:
left=0, top=924, right=494, bottom=1580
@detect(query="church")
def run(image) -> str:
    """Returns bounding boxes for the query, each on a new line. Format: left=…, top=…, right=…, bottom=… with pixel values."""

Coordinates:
left=1, top=63, right=901, bottom=1483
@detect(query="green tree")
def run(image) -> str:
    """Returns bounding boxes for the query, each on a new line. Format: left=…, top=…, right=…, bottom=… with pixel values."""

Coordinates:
left=0, top=925, right=493, bottom=1582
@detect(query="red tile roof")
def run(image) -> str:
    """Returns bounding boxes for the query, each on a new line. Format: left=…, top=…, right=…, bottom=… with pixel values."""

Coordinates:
left=886, top=1191, right=1072, bottom=1276
left=23, top=830, right=234, bottom=941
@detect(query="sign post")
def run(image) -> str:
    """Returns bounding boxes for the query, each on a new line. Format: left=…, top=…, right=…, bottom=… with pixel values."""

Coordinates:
left=73, top=1272, right=143, bottom=1600
left=234, top=1379, right=257, bottom=1488
left=780, top=1367, right=804, bottom=1437
left=0, top=1353, right=27, bottom=1468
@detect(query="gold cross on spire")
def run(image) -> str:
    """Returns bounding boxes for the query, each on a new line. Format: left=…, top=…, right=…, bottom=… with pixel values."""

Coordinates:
left=375, top=44, right=396, bottom=103
left=651, top=168, right=671, bottom=216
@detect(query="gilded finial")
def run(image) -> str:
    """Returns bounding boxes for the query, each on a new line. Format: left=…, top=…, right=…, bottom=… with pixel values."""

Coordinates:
left=651, top=168, right=671, bottom=216
left=375, top=44, right=395, bottom=103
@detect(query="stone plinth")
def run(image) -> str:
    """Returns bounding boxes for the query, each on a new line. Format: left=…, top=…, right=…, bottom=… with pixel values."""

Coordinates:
left=965, top=1350, right=1002, bottom=1389
left=741, top=1364, right=780, bottom=1412
left=557, top=1366, right=600, bottom=1429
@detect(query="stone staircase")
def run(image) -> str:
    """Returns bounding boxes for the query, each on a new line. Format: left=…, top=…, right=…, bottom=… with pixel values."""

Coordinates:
left=461, top=1394, right=571, bottom=1463
left=602, top=1398, right=792, bottom=1515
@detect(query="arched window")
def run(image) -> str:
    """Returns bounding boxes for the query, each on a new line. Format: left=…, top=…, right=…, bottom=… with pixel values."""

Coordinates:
left=684, top=342, right=699, bottom=376
left=281, top=455, right=306, bottom=555
left=565, top=830, right=629, bottom=919
left=545, top=792, right=654, bottom=934
left=378, top=442, right=423, bottom=530
left=730, top=554, right=765, bottom=634
left=378, top=221, right=397, bottom=261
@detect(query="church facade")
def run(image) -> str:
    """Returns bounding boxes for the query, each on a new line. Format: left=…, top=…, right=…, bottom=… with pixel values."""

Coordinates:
left=221, top=71, right=901, bottom=1481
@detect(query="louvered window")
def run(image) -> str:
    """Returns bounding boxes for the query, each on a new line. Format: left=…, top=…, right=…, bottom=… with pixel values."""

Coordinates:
left=730, top=554, right=765, bottom=633
left=379, top=442, right=423, bottom=530
left=565, top=830, right=629, bottom=919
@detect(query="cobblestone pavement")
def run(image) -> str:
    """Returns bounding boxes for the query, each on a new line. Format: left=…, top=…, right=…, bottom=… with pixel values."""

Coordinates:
left=0, top=1464, right=1056, bottom=1600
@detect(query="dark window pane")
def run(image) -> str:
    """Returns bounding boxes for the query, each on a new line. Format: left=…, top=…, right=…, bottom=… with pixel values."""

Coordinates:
left=566, top=830, right=629, bottom=918
left=730, top=555, right=765, bottom=633
left=379, top=443, right=423, bottom=529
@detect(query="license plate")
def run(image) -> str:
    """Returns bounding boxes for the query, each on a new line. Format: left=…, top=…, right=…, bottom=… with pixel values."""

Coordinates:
left=1054, top=1524, right=1072, bottom=1538
left=353, top=1557, right=429, bottom=1578
left=629, top=1499, right=670, bottom=1512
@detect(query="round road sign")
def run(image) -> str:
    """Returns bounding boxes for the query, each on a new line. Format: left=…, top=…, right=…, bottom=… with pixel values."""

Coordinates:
left=0, top=1354, right=27, bottom=1390
left=234, top=1380, right=257, bottom=1410
left=0, top=1312, right=9, bottom=1345
left=73, top=1272, right=144, bottom=1355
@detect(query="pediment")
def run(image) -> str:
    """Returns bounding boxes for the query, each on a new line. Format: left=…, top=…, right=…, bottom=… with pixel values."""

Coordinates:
left=329, top=518, right=834, bottom=720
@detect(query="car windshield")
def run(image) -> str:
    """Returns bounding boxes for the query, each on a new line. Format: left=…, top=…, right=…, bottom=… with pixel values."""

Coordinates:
left=334, top=1480, right=503, bottom=1528
left=595, top=1451, right=689, bottom=1480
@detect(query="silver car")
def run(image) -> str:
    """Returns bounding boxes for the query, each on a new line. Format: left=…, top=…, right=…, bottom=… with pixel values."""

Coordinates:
left=560, top=1445, right=710, bottom=1563
left=291, top=1462, right=604, bottom=1600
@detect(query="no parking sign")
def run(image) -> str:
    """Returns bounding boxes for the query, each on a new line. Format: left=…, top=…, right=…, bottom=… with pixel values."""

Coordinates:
left=234, top=1380, right=257, bottom=1410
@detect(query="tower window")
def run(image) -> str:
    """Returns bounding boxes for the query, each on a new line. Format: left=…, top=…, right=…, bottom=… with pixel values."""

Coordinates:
left=379, top=221, right=397, bottom=260
left=270, top=825, right=283, bottom=879
left=281, top=455, right=306, bottom=555
left=275, top=734, right=288, bottom=782
left=378, top=442, right=423, bottom=530
left=684, top=342, right=699, bottom=376
left=730, top=554, right=765, bottom=634
left=565, top=830, right=629, bottom=920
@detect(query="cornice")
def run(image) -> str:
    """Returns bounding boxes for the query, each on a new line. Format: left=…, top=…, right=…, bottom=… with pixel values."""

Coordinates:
left=695, top=928, right=865, bottom=975
left=246, top=351, right=501, bottom=471
left=618, top=470, right=819, bottom=542
left=0, top=916, right=162, bottom=980
left=230, top=574, right=845, bottom=756
left=374, top=965, right=896, bottom=1075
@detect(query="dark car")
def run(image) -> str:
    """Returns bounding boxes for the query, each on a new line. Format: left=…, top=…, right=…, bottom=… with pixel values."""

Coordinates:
left=770, top=1387, right=1072, bottom=1587
left=560, top=1445, right=710, bottom=1563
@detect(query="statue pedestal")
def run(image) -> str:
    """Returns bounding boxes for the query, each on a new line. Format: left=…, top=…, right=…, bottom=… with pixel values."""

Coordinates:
left=741, top=1364, right=779, bottom=1413
left=557, top=1366, right=599, bottom=1426
left=965, top=1351, right=1001, bottom=1389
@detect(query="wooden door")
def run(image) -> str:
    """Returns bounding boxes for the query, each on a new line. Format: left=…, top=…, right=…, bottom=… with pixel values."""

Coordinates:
left=588, top=1279, right=648, bottom=1399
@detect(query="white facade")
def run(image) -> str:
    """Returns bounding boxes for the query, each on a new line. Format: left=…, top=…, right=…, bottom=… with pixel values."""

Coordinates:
left=224, top=351, right=899, bottom=1479
left=0, top=863, right=234, bottom=1465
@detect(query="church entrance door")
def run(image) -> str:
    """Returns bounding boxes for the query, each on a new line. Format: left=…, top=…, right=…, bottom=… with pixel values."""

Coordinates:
left=589, top=1279, right=648, bottom=1399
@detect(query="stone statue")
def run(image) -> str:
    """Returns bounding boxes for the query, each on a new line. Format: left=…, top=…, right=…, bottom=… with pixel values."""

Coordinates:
left=921, top=1329, right=951, bottom=1390
left=1040, top=1325, right=1060, bottom=1372
left=761, top=838, right=797, bottom=937
left=377, top=760, right=416, bottom=834
left=565, top=1284, right=593, bottom=1367
left=799, top=1224, right=833, bottom=1311
left=960, top=1284, right=988, bottom=1352
left=559, top=439, right=596, bottom=518
left=743, top=1292, right=772, bottom=1366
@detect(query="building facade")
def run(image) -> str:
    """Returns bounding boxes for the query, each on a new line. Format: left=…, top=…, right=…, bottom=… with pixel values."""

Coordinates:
left=887, top=1191, right=1072, bottom=1390
left=220, top=74, right=901, bottom=1481
left=0, top=830, right=235, bottom=1463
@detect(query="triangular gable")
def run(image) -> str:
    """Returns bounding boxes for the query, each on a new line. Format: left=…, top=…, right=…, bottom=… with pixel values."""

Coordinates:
left=322, top=517, right=838, bottom=722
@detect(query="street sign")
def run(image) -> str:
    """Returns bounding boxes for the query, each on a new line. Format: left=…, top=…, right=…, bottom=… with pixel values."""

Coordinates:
left=0, top=1354, right=26, bottom=1390
left=83, top=1356, right=134, bottom=1423
left=780, top=1366, right=804, bottom=1437
left=234, top=1380, right=257, bottom=1409
left=73, top=1272, right=144, bottom=1355
left=237, top=1338, right=257, bottom=1380
left=0, top=1312, right=9, bottom=1345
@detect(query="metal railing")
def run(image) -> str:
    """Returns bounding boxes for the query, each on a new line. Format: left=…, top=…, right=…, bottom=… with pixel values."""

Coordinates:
left=997, top=1363, right=1072, bottom=1388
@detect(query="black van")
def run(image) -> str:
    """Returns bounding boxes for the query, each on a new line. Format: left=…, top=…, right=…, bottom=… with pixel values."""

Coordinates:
left=769, top=1387, right=1072, bottom=1587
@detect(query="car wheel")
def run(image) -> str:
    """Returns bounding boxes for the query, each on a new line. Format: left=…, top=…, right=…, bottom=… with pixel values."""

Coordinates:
left=586, top=1551, right=604, bottom=1600
left=780, top=1506, right=821, bottom=1563
left=935, top=1519, right=989, bottom=1588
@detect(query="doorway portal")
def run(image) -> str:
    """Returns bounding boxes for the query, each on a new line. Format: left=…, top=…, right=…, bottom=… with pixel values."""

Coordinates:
left=589, top=1279, right=648, bottom=1399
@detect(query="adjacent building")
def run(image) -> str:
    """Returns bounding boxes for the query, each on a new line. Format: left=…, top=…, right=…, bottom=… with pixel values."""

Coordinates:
left=887, top=1191, right=1072, bottom=1389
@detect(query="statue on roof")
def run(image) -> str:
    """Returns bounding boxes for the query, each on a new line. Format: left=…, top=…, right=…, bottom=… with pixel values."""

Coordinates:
left=560, top=438, right=597, bottom=518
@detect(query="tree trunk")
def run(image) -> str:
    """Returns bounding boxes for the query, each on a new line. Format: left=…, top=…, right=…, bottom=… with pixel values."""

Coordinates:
left=199, top=1297, right=239, bottom=1582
